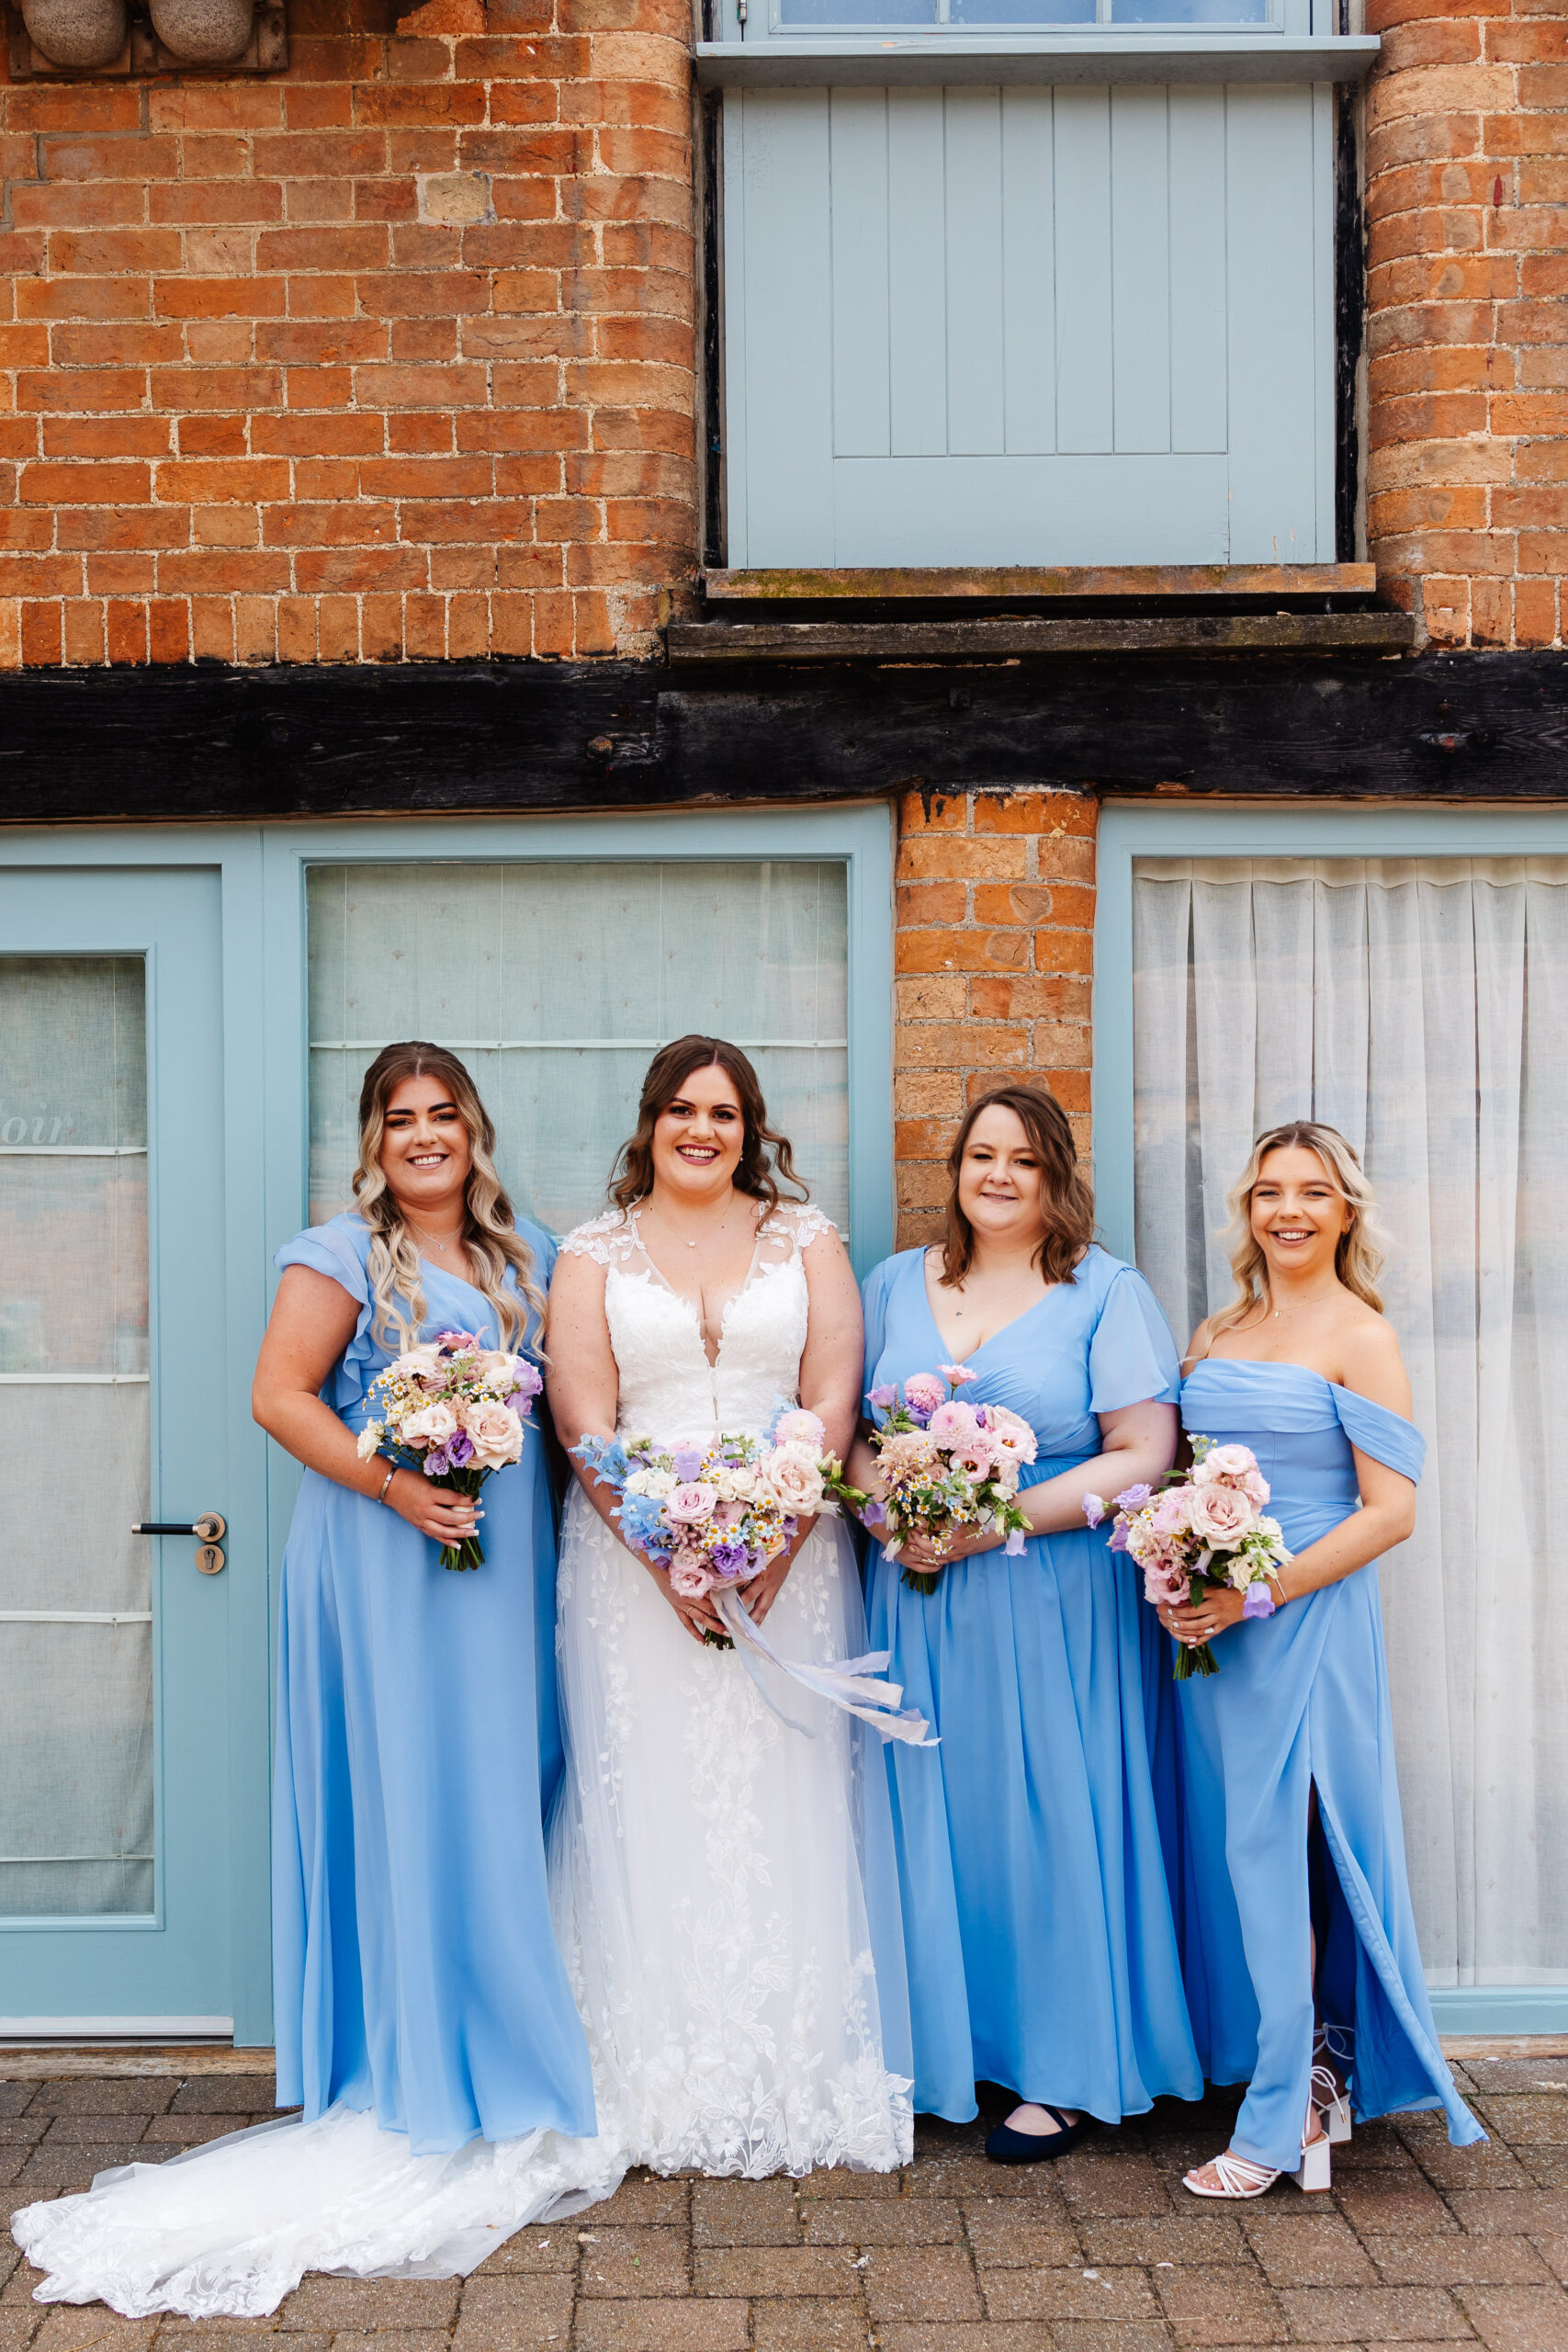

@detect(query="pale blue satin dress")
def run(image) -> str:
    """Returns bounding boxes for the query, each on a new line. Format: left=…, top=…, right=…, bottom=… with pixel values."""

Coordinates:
left=863, top=1244, right=1203, bottom=2124
left=271, top=1213, right=596, bottom=2156
left=1174, top=1360, right=1483, bottom=2170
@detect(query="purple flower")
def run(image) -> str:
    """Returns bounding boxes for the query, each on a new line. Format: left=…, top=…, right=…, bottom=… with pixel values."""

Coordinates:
left=862, top=1498, right=887, bottom=1528
left=446, top=1428, right=475, bottom=1467
left=708, top=1540, right=750, bottom=1577
left=1004, top=1527, right=1027, bottom=1556
left=1242, top=1580, right=1277, bottom=1620
left=1108, top=1522, right=1130, bottom=1553
left=868, top=1384, right=897, bottom=1412
left=424, top=1445, right=451, bottom=1477
left=1113, top=1482, right=1154, bottom=1512
left=1083, top=1492, right=1108, bottom=1529
left=672, top=1443, right=704, bottom=1481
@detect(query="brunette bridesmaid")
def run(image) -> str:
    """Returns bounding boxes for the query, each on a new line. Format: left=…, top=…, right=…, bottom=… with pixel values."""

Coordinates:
left=848, top=1085, right=1202, bottom=2160
left=1166, top=1122, right=1483, bottom=2198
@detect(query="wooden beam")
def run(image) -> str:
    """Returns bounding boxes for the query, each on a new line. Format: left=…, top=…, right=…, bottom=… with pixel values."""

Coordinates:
left=668, top=613, right=1416, bottom=663
left=700, top=563, right=1380, bottom=603
left=1, top=650, right=1565, bottom=822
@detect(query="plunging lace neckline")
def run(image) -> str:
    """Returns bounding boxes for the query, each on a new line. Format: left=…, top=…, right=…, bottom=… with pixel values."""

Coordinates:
left=630, top=1204, right=769, bottom=1370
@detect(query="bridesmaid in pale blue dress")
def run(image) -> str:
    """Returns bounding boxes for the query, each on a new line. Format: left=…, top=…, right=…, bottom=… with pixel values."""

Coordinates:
left=848, top=1086, right=1202, bottom=2161
left=1163, top=1121, right=1483, bottom=2199
left=253, top=1041, right=595, bottom=2156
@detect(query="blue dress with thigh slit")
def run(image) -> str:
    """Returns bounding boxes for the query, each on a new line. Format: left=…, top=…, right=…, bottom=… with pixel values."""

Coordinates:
left=862, top=1243, right=1203, bottom=2125
left=270, top=1213, right=596, bottom=2157
left=1173, top=1358, right=1483, bottom=2171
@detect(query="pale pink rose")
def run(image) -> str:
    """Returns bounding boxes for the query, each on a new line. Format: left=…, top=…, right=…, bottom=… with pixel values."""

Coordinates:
left=927, top=1401, right=980, bottom=1446
left=406, top=1399, right=458, bottom=1448
left=464, top=1398, right=524, bottom=1469
left=712, top=1498, right=747, bottom=1531
left=992, top=1452, right=1021, bottom=1495
left=983, top=1405, right=1038, bottom=1464
left=939, top=1362, right=978, bottom=1386
left=766, top=1453, right=824, bottom=1513
left=391, top=1345, right=444, bottom=1382
left=1195, top=1443, right=1260, bottom=1486
left=667, top=1482, right=717, bottom=1525
left=1238, top=1467, right=1270, bottom=1507
left=773, top=1408, right=827, bottom=1450
left=1188, top=1482, right=1256, bottom=1547
left=669, top=1557, right=715, bottom=1600
left=478, top=1349, right=523, bottom=1384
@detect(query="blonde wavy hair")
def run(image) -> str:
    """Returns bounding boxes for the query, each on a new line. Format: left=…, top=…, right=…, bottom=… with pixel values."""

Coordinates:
left=351, top=1041, right=547, bottom=1355
left=1210, top=1119, right=1386, bottom=1337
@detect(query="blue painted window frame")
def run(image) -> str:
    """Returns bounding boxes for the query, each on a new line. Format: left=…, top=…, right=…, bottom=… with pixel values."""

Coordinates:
left=1093, top=798, right=1568, bottom=2041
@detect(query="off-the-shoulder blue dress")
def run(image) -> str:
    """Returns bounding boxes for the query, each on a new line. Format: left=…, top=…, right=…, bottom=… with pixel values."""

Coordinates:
left=862, top=1244, right=1203, bottom=2124
left=1174, top=1359, right=1483, bottom=2170
left=271, top=1214, right=596, bottom=2156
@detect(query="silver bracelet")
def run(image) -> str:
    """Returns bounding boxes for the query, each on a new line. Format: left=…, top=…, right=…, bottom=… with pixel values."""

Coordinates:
left=377, top=1465, right=396, bottom=1505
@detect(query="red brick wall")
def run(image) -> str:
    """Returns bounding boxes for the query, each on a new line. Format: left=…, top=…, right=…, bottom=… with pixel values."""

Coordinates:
left=892, top=789, right=1096, bottom=1251
left=0, top=0, right=697, bottom=666
left=1366, top=0, right=1568, bottom=645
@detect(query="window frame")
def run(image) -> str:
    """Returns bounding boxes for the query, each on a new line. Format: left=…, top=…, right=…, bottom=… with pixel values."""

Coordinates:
left=1092, top=796, right=1568, bottom=2042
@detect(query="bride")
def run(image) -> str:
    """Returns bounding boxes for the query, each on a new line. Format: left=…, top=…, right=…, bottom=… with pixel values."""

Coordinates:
left=11, top=1036, right=912, bottom=2321
left=545, top=1034, right=914, bottom=2177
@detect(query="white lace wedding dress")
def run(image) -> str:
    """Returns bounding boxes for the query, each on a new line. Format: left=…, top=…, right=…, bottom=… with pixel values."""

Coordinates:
left=12, top=1203, right=913, bottom=2320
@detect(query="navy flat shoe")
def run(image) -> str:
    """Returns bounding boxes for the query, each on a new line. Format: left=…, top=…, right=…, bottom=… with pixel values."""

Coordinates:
left=985, top=2107, right=1095, bottom=2165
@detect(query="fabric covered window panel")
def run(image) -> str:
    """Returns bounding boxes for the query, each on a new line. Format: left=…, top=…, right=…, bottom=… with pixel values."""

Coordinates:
left=1132, top=857, right=1568, bottom=1989
left=0, top=956, right=153, bottom=1919
left=307, top=863, right=851, bottom=1243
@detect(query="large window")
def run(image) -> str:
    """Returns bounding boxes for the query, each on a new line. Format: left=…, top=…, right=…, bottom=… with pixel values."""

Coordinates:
left=1102, top=834, right=1568, bottom=2008
left=306, top=860, right=852, bottom=1241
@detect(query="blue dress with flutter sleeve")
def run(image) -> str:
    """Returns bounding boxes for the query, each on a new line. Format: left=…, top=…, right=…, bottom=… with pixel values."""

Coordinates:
left=1174, top=1359, right=1483, bottom=2170
left=270, top=1213, right=595, bottom=2157
left=862, top=1244, right=1203, bottom=2124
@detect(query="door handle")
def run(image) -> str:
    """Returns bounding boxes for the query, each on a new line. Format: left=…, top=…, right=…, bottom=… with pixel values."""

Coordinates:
left=132, top=1513, right=227, bottom=1574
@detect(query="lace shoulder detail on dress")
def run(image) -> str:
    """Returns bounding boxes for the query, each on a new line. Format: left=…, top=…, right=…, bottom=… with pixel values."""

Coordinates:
left=758, top=1201, right=838, bottom=1254
left=559, top=1209, right=639, bottom=1269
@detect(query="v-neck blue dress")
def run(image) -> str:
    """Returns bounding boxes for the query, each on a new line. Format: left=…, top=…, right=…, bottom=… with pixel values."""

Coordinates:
left=270, top=1213, right=596, bottom=2157
left=1173, top=1360, right=1483, bottom=2170
left=862, top=1243, right=1203, bottom=2124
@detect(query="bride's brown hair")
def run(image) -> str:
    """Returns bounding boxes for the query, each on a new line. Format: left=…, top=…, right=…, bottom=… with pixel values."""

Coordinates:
left=353, top=1040, right=547, bottom=1354
left=608, top=1035, right=808, bottom=1216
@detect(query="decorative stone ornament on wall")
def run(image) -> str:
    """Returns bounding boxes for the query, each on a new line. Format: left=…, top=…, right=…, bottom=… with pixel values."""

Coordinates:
left=5, top=0, right=284, bottom=74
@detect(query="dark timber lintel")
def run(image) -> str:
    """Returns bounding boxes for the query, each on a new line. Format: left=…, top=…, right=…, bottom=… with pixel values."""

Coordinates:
left=2, top=650, right=1567, bottom=823
left=667, top=614, right=1416, bottom=663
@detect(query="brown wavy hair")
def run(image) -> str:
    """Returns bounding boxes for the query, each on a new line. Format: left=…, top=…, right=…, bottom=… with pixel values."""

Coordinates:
left=939, top=1085, right=1094, bottom=1288
left=608, top=1035, right=808, bottom=1216
left=1208, top=1120, right=1386, bottom=1335
left=352, top=1041, right=547, bottom=1354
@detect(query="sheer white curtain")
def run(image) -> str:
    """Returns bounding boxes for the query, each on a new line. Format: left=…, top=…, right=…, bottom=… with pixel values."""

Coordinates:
left=1134, top=856, right=1568, bottom=1988
left=306, top=862, right=852, bottom=1242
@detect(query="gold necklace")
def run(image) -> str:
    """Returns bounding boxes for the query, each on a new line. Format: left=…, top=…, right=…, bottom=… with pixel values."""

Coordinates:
left=647, top=1195, right=736, bottom=1252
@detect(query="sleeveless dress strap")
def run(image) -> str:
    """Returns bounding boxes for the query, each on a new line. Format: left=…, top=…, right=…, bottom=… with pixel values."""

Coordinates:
left=1331, top=1385, right=1427, bottom=1483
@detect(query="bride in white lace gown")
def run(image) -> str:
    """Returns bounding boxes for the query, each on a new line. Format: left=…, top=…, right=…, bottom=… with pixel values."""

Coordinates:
left=545, top=1040, right=913, bottom=2179
left=12, top=1038, right=912, bottom=2321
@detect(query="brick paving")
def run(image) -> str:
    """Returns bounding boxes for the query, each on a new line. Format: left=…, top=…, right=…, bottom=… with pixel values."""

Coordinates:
left=4, top=2057, right=1567, bottom=2350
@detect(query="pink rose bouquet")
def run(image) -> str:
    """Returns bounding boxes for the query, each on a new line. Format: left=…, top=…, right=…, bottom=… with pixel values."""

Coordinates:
left=355, top=1329, right=542, bottom=1570
left=857, top=1363, right=1036, bottom=1596
left=574, top=1409, right=852, bottom=1645
left=1085, top=1433, right=1292, bottom=1679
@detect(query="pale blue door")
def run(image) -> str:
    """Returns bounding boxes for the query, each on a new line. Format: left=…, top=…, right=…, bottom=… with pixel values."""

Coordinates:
left=0, top=866, right=234, bottom=2030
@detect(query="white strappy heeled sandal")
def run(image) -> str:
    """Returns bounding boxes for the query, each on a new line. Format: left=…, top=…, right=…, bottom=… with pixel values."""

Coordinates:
left=1183, top=2151, right=1281, bottom=2199
left=1312, top=2060, right=1352, bottom=2145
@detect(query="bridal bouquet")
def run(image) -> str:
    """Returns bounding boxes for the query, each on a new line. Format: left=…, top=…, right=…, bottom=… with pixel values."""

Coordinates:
left=573, top=1408, right=843, bottom=1618
left=575, top=1414, right=931, bottom=1746
left=858, top=1364, right=1036, bottom=1595
left=1086, top=1435, right=1292, bottom=1679
left=355, top=1330, right=542, bottom=1571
